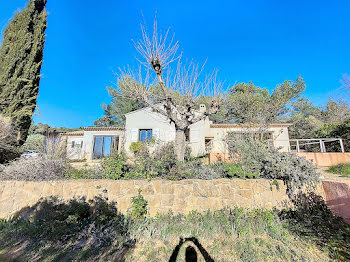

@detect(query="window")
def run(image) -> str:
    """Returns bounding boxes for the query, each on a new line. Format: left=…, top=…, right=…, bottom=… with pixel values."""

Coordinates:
left=93, top=136, right=115, bottom=159
left=139, top=129, right=152, bottom=142
left=72, top=140, right=83, bottom=148
left=185, top=129, right=190, bottom=142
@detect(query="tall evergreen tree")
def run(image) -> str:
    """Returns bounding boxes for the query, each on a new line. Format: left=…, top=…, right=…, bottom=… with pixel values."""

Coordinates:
left=0, top=0, right=47, bottom=145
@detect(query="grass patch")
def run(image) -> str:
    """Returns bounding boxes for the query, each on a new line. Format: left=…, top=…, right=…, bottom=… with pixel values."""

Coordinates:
left=328, top=163, right=350, bottom=177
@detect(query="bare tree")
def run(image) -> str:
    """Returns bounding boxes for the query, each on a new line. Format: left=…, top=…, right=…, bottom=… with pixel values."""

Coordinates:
left=341, top=73, right=350, bottom=93
left=118, top=18, right=224, bottom=161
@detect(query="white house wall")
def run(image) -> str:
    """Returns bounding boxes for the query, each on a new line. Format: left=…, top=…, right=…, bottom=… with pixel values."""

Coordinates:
left=188, top=119, right=208, bottom=156
left=207, top=126, right=290, bottom=154
left=124, top=108, right=176, bottom=156
left=270, top=127, right=290, bottom=152
left=66, top=136, right=84, bottom=160
left=63, top=107, right=291, bottom=160
left=83, top=130, right=124, bottom=160
left=124, top=108, right=210, bottom=156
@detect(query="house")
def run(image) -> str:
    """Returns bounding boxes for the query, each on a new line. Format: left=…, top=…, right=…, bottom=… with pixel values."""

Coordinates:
left=61, top=127, right=124, bottom=161
left=61, top=105, right=291, bottom=162
left=123, top=105, right=291, bottom=158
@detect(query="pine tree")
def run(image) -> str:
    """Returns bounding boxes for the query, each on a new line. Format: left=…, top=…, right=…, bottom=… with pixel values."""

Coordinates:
left=0, top=0, right=47, bottom=145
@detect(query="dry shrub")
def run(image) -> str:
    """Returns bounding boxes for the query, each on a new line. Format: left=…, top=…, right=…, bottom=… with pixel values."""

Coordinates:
left=0, top=115, right=15, bottom=142
left=44, top=136, right=67, bottom=159
left=226, top=134, right=320, bottom=197
left=0, top=155, right=67, bottom=181
left=0, top=114, right=20, bottom=163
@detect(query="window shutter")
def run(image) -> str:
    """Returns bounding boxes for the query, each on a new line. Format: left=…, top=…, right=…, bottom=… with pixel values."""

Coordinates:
left=131, top=129, right=138, bottom=142
left=190, top=130, right=200, bottom=143
left=153, top=128, right=160, bottom=140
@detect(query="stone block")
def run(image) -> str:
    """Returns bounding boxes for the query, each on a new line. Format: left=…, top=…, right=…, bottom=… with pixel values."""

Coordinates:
left=193, top=181, right=219, bottom=197
left=219, top=184, right=233, bottom=199
left=52, top=183, right=63, bottom=196
left=42, top=183, right=55, bottom=197
left=147, top=195, right=161, bottom=208
left=222, top=199, right=238, bottom=208
left=213, top=178, right=230, bottom=185
left=160, top=184, right=175, bottom=195
left=237, top=189, right=253, bottom=199
left=236, top=180, right=252, bottom=189
left=141, top=184, right=155, bottom=195
left=108, top=182, right=121, bottom=196
left=253, top=181, right=269, bottom=194
left=161, top=194, right=174, bottom=207
left=119, top=180, right=135, bottom=194
left=117, top=197, right=131, bottom=212
left=174, top=185, right=192, bottom=199
left=152, top=180, right=162, bottom=193
left=173, top=198, right=186, bottom=212
left=180, top=180, right=195, bottom=185
left=235, top=197, right=252, bottom=208
left=206, top=198, right=224, bottom=210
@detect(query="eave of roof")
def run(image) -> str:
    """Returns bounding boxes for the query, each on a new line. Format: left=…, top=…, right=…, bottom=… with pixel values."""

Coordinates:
left=82, top=126, right=124, bottom=131
left=210, top=123, right=292, bottom=128
left=60, top=131, right=84, bottom=136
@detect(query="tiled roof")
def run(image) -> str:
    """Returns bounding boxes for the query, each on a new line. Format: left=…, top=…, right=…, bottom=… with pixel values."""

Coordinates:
left=210, top=123, right=292, bottom=128
left=82, top=126, right=124, bottom=131
left=61, top=130, right=84, bottom=136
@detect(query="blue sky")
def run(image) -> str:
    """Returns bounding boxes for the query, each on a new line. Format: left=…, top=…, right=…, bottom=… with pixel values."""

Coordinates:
left=1, top=0, right=349, bottom=128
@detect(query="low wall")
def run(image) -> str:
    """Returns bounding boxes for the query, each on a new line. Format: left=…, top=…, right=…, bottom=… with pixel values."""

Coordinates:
left=0, top=179, right=289, bottom=219
left=322, top=180, right=350, bottom=224
left=208, top=153, right=230, bottom=163
left=296, top=152, right=350, bottom=167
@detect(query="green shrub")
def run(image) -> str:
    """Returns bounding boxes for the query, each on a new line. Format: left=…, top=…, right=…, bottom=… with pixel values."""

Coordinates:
left=313, top=119, right=350, bottom=152
left=184, top=145, right=192, bottom=161
left=21, top=197, right=121, bottom=241
left=0, top=218, right=8, bottom=230
left=126, top=142, right=177, bottom=179
left=65, top=165, right=102, bottom=179
left=328, top=163, right=350, bottom=177
left=227, top=135, right=320, bottom=196
left=88, top=197, right=118, bottom=226
left=29, top=197, right=91, bottom=240
left=22, top=134, right=45, bottom=152
left=124, top=169, right=150, bottom=180
left=129, top=141, right=142, bottom=153
left=128, top=189, right=148, bottom=219
left=224, top=163, right=259, bottom=179
left=101, top=153, right=128, bottom=179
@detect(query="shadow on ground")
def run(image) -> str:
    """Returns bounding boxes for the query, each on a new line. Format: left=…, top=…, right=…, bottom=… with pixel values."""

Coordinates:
left=279, top=192, right=350, bottom=261
left=0, top=193, right=350, bottom=261
left=0, top=196, right=135, bottom=261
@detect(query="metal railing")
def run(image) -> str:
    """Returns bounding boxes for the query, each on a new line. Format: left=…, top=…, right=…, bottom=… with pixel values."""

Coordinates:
left=289, top=138, right=345, bottom=153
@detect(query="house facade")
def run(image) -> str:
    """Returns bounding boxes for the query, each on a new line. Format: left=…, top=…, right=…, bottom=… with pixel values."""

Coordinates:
left=62, top=127, right=124, bottom=161
left=61, top=106, right=291, bottom=162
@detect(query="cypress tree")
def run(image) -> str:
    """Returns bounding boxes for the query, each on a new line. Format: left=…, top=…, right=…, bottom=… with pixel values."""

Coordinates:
left=0, top=0, right=47, bottom=145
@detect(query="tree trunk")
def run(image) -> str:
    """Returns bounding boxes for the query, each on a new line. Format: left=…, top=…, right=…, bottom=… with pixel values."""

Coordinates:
left=175, top=129, right=186, bottom=161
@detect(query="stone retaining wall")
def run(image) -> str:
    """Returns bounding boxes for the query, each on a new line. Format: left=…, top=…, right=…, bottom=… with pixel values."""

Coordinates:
left=0, top=179, right=291, bottom=219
